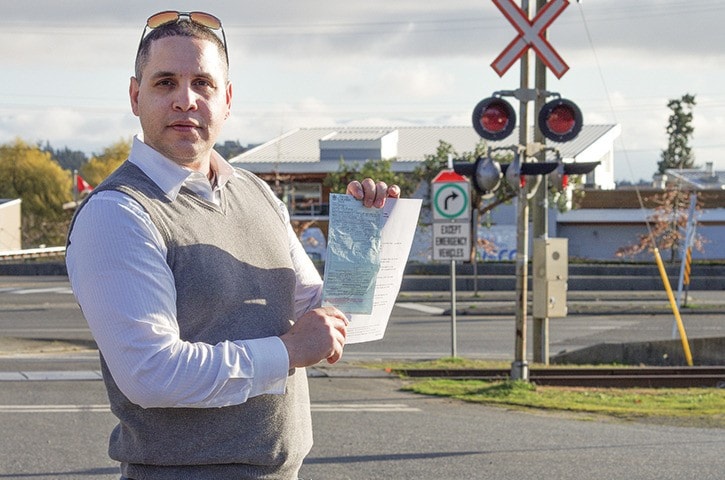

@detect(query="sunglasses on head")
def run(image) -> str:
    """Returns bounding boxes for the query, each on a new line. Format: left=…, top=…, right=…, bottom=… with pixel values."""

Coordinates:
left=138, top=10, right=229, bottom=65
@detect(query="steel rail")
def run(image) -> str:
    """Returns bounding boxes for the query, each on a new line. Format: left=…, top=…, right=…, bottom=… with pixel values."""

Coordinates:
left=394, top=366, right=725, bottom=388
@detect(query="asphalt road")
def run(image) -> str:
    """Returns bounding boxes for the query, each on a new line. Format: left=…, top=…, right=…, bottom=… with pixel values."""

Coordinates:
left=1, top=276, right=724, bottom=479
left=2, top=275, right=723, bottom=366
left=1, top=373, right=723, bottom=480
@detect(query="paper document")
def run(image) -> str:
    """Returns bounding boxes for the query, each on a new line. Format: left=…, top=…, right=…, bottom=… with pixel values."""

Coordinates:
left=321, top=194, right=383, bottom=314
left=322, top=194, right=422, bottom=343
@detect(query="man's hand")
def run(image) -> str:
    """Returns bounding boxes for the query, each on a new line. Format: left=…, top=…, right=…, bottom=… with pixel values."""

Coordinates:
left=280, top=306, right=349, bottom=368
left=346, top=178, right=401, bottom=208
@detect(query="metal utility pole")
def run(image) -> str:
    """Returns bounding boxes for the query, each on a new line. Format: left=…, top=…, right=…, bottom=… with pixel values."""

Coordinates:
left=531, top=0, right=549, bottom=365
left=511, top=0, right=531, bottom=381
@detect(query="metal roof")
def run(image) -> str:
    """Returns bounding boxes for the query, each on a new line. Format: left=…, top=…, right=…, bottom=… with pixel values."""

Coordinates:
left=319, top=128, right=396, bottom=141
left=229, top=124, right=620, bottom=173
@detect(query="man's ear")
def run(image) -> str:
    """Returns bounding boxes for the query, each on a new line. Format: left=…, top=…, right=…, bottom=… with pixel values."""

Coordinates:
left=225, top=82, right=233, bottom=118
left=129, top=76, right=140, bottom=116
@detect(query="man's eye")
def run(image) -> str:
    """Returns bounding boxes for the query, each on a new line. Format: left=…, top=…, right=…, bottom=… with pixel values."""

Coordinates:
left=156, top=79, right=174, bottom=87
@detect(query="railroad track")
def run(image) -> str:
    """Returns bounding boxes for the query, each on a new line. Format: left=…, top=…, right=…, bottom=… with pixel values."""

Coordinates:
left=393, top=366, right=725, bottom=388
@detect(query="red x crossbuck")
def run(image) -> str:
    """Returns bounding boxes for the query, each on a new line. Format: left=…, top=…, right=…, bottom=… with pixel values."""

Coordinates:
left=491, top=0, right=570, bottom=79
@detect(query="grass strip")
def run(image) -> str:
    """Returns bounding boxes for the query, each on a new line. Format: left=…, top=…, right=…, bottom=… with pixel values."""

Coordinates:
left=353, top=358, right=725, bottom=428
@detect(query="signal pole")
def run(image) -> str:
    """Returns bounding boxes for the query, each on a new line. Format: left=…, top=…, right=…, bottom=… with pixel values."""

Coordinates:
left=470, top=0, right=589, bottom=379
left=532, top=0, right=550, bottom=365
left=511, top=0, right=532, bottom=381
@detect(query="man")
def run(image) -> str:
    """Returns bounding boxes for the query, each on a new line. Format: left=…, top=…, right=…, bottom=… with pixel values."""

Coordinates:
left=66, top=11, right=399, bottom=480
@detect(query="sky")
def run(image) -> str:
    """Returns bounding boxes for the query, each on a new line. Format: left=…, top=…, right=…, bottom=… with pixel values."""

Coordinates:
left=2, top=0, right=724, bottom=182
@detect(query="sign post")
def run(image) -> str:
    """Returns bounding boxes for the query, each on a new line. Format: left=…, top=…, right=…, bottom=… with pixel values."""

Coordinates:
left=431, top=170, right=471, bottom=357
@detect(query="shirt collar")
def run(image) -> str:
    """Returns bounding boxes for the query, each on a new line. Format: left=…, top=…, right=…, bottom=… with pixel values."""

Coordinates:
left=128, top=135, right=237, bottom=201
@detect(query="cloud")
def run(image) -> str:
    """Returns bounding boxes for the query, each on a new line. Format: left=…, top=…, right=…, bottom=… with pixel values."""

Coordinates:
left=1, top=0, right=723, bottom=182
left=0, top=108, right=137, bottom=155
left=375, top=63, right=455, bottom=98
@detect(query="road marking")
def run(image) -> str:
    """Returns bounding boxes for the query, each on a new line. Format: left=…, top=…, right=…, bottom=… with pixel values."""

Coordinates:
left=0, top=402, right=421, bottom=414
left=396, top=303, right=445, bottom=315
left=0, top=404, right=110, bottom=413
left=0, top=287, right=73, bottom=295
left=313, top=403, right=421, bottom=412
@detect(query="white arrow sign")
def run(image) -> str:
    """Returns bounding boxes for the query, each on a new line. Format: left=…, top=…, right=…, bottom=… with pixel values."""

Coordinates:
left=491, top=0, right=570, bottom=79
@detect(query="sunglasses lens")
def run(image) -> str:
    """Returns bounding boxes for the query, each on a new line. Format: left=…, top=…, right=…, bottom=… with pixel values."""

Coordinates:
left=147, top=11, right=180, bottom=28
left=189, top=12, right=222, bottom=30
left=141, top=11, right=228, bottom=65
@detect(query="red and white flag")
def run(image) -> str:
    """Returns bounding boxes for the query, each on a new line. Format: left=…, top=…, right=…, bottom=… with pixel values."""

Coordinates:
left=77, top=174, right=94, bottom=194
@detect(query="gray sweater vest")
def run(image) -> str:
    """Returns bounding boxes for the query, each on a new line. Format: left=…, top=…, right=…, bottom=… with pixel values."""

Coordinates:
left=69, top=161, right=312, bottom=479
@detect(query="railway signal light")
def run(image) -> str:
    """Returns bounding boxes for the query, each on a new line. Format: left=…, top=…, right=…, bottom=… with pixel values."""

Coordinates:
left=549, top=161, right=601, bottom=191
left=471, top=97, right=517, bottom=141
left=505, top=155, right=561, bottom=190
left=538, top=98, right=583, bottom=143
left=475, top=157, right=503, bottom=194
left=549, top=163, right=568, bottom=191
left=504, top=154, right=524, bottom=189
left=454, top=153, right=561, bottom=194
left=453, top=156, right=502, bottom=195
left=472, top=95, right=583, bottom=143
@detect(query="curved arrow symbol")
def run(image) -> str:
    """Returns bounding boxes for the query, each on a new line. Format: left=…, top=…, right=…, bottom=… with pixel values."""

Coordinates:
left=444, top=191, right=459, bottom=211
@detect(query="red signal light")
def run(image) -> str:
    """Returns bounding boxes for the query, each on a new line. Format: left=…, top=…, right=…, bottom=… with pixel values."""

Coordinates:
left=481, top=104, right=509, bottom=133
left=547, top=105, right=575, bottom=133
left=538, top=98, right=582, bottom=142
left=472, top=97, right=516, bottom=141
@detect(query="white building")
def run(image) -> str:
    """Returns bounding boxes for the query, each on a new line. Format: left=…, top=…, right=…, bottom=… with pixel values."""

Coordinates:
left=225, top=124, right=725, bottom=262
left=230, top=125, right=620, bottom=190
left=0, top=199, right=22, bottom=251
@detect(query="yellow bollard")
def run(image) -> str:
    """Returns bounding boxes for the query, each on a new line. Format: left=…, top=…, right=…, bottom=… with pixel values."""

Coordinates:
left=684, top=247, right=692, bottom=286
left=653, top=248, right=694, bottom=366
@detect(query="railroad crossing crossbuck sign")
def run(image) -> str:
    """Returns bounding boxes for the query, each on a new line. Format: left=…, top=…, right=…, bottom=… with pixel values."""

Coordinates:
left=491, top=0, right=570, bottom=79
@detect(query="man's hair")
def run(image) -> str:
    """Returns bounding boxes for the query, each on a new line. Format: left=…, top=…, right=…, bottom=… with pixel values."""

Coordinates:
left=135, top=20, right=228, bottom=81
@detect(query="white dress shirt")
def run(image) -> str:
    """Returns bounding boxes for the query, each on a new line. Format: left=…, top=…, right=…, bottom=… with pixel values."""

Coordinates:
left=66, top=135, right=323, bottom=408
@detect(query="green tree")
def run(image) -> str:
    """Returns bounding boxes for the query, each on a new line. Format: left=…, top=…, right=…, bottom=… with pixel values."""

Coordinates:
left=41, top=142, right=88, bottom=172
left=215, top=140, right=252, bottom=159
left=80, top=138, right=131, bottom=186
left=657, top=94, right=696, bottom=174
left=414, top=140, right=516, bottom=217
left=323, top=157, right=417, bottom=197
left=412, top=140, right=518, bottom=260
left=0, top=139, right=72, bottom=247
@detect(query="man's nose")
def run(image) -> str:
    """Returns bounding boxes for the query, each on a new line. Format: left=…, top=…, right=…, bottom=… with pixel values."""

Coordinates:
left=173, top=86, right=198, bottom=111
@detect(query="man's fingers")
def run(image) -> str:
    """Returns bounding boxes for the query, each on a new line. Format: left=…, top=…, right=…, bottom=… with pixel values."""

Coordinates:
left=346, top=180, right=363, bottom=200
left=360, top=178, right=376, bottom=207
left=346, top=178, right=401, bottom=208
left=373, top=181, right=388, bottom=208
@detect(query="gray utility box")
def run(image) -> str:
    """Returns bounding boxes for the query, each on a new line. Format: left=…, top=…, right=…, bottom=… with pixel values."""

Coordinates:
left=533, top=238, right=568, bottom=318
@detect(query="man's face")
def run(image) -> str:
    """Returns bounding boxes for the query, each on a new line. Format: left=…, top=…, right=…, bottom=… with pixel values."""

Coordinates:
left=129, top=35, right=232, bottom=170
